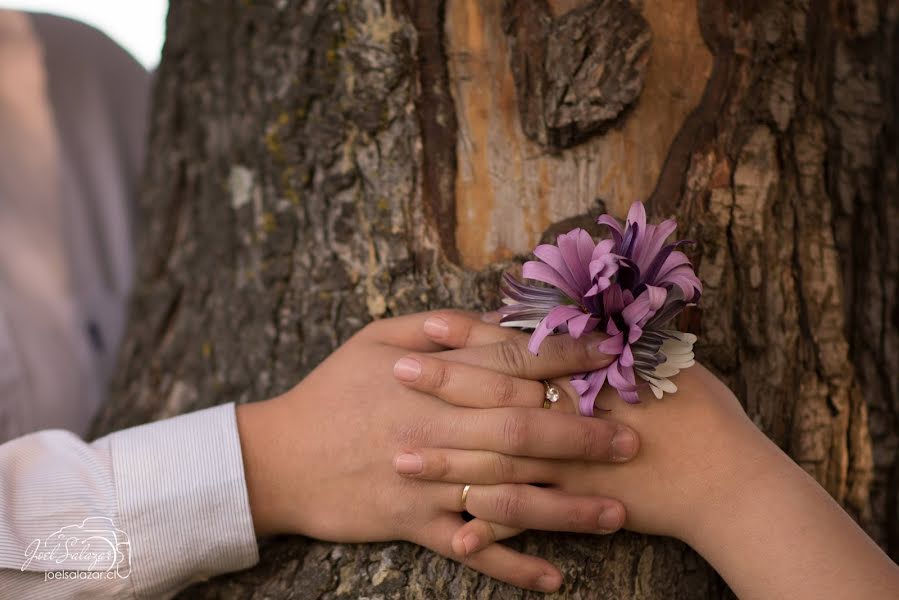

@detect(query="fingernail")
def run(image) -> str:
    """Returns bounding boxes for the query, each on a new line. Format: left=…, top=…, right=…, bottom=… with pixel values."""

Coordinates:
left=611, top=427, right=637, bottom=461
left=393, top=357, right=422, bottom=381
left=394, top=453, right=423, bottom=474
left=481, top=311, right=502, bottom=324
left=461, top=533, right=480, bottom=555
left=597, top=505, right=622, bottom=532
left=423, top=316, right=449, bottom=339
left=537, top=572, right=561, bottom=592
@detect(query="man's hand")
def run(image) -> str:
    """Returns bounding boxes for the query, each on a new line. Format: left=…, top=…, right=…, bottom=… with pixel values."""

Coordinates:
left=235, top=311, right=639, bottom=593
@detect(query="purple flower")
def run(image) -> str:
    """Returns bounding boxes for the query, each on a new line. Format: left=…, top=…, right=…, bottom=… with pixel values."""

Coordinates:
left=598, top=201, right=701, bottom=302
left=500, top=201, right=701, bottom=415
left=500, top=229, right=619, bottom=354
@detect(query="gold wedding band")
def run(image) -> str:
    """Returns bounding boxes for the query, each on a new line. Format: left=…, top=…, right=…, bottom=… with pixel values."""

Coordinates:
left=460, top=484, right=471, bottom=512
left=542, top=380, right=560, bottom=409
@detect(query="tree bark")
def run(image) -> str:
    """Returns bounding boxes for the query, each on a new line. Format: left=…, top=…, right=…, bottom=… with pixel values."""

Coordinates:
left=92, top=0, right=898, bottom=597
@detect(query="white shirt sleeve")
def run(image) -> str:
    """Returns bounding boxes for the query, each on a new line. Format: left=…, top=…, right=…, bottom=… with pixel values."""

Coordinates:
left=0, top=403, right=259, bottom=599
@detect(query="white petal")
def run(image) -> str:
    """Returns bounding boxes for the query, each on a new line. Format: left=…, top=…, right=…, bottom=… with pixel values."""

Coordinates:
left=659, top=340, right=694, bottom=355
left=664, top=354, right=694, bottom=368
left=651, top=362, right=681, bottom=377
left=646, top=375, right=678, bottom=394
left=664, top=330, right=697, bottom=344
left=500, top=319, right=541, bottom=329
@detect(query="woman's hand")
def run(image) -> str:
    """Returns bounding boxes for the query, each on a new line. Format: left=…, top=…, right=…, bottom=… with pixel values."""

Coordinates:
left=234, top=311, right=639, bottom=592
left=390, top=311, right=768, bottom=547
left=399, top=313, right=899, bottom=600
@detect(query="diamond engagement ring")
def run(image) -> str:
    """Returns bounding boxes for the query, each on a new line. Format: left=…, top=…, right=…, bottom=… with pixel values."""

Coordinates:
left=542, top=380, right=560, bottom=409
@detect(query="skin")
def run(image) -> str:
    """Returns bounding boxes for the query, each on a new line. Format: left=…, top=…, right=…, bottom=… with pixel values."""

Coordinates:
left=396, top=312, right=899, bottom=599
left=235, top=311, right=641, bottom=593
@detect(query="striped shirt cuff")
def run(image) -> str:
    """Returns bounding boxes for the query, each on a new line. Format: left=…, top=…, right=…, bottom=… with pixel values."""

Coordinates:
left=108, top=403, right=259, bottom=598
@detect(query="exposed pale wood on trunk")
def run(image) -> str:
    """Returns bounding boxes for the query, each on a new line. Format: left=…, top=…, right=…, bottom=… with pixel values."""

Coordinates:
left=448, top=0, right=712, bottom=269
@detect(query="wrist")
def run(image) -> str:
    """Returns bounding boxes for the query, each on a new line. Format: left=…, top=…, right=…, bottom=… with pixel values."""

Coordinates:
left=676, top=426, right=899, bottom=599
left=675, top=420, right=789, bottom=547
left=236, top=397, right=289, bottom=537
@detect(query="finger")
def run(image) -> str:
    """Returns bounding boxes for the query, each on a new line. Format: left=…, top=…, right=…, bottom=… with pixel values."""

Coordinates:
left=393, top=449, right=560, bottom=484
left=422, top=311, right=520, bottom=348
left=436, top=483, right=625, bottom=535
left=451, top=519, right=523, bottom=557
left=359, top=310, right=482, bottom=352
left=432, top=407, right=639, bottom=462
left=440, top=330, right=612, bottom=382
left=394, top=354, right=550, bottom=409
left=419, top=514, right=562, bottom=593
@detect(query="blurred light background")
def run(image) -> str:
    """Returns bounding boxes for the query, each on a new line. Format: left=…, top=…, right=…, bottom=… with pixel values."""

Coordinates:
left=1, top=0, right=168, bottom=68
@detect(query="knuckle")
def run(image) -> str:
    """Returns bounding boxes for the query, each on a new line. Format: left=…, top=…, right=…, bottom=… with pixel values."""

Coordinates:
left=491, top=453, right=516, bottom=482
left=544, top=335, right=592, bottom=370
left=434, top=310, right=472, bottom=345
left=501, top=413, right=531, bottom=453
left=449, top=316, right=474, bottom=347
left=561, top=336, right=591, bottom=368
left=494, top=487, right=525, bottom=521
left=577, top=338, right=596, bottom=368
left=580, top=422, right=610, bottom=458
left=544, top=336, right=570, bottom=363
left=565, top=502, right=599, bottom=530
left=429, top=361, right=452, bottom=391
left=385, top=480, right=419, bottom=528
left=491, top=375, right=517, bottom=408
left=495, top=339, right=528, bottom=374
left=395, top=417, right=437, bottom=446
left=476, top=521, right=498, bottom=545
left=430, top=452, right=451, bottom=479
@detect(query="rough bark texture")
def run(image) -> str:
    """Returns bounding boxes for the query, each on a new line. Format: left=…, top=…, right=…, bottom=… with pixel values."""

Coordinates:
left=92, top=0, right=898, bottom=597
left=502, top=0, right=651, bottom=149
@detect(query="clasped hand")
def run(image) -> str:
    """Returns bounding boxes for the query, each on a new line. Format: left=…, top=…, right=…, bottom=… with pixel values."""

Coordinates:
left=237, top=309, right=761, bottom=593
left=237, top=310, right=645, bottom=592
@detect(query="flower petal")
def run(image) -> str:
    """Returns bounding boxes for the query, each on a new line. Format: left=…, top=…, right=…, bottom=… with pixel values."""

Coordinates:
left=501, top=272, right=566, bottom=305
left=597, top=214, right=623, bottom=247
left=627, top=324, right=643, bottom=345
left=526, top=305, right=585, bottom=354
left=626, top=201, right=647, bottom=232
left=567, top=313, right=598, bottom=338
left=621, top=285, right=666, bottom=325
left=522, top=260, right=581, bottom=301
left=663, top=267, right=703, bottom=302
left=605, top=318, right=621, bottom=336
left=621, top=221, right=639, bottom=257
left=573, top=368, right=607, bottom=416
left=500, top=319, right=543, bottom=329
left=527, top=320, right=556, bottom=355
left=654, top=251, right=702, bottom=300
left=598, top=332, right=625, bottom=355
left=664, top=330, right=698, bottom=344
left=555, top=228, right=594, bottom=289
left=607, top=361, right=639, bottom=392
left=620, top=343, right=634, bottom=367
left=632, top=219, right=676, bottom=273
left=619, top=389, right=641, bottom=403
left=603, top=283, right=626, bottom=315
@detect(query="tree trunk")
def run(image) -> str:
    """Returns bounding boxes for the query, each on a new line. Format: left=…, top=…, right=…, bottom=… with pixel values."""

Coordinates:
left=92, top=0, right=898, bottom=597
